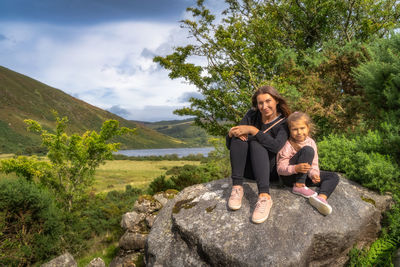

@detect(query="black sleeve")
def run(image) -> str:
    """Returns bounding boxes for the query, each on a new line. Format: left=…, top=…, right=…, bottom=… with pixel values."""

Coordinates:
left=226, top=110, right=254, bottom=149
left=254, top=123, right=289, bottom=153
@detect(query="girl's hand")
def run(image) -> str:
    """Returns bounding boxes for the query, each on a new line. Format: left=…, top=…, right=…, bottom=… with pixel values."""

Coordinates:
left=295, top=163, right=311, bottom=173
left=311, top=174, right=320, bottom=184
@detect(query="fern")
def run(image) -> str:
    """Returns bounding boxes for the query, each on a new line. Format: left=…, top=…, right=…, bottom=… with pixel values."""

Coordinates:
left=348, top=236, right=399, bottom=267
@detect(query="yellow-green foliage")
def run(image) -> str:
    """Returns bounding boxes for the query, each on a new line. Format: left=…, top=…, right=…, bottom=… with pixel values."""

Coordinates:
left=93, top=160, right=200, bottom=193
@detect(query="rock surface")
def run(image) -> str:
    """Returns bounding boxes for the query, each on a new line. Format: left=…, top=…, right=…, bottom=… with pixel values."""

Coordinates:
left=146, top=172, right=392, bottom=267
left=86, top=257, right=106, bottom=267
left=41, top=252, right=77, bottom=267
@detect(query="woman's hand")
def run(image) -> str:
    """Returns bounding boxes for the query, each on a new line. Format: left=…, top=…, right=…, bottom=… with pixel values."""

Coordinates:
left=294, top=163, right=311, bottom=173
left=228, top=125, right=259, bottom=138
left=311, top=174, right=320, bottom=184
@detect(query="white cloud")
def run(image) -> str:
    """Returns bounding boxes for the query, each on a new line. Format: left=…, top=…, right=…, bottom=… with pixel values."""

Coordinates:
left=0, top=21, right=200, bottom=121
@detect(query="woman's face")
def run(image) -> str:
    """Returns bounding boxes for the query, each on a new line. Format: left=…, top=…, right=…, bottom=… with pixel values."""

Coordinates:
left=256, top=93, right=278, bottom=120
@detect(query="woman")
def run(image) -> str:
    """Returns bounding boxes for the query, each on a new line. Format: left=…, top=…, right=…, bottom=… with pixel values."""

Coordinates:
left=227, top=85, right=291, bottom=223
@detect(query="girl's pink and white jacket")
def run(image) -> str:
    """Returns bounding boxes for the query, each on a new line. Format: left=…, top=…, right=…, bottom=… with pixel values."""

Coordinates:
left=276, top=137, right=320, bottom=178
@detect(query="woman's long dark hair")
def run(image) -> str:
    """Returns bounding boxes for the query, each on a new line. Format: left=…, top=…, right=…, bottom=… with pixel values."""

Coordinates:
left=251, top=85, right=291, bottom=118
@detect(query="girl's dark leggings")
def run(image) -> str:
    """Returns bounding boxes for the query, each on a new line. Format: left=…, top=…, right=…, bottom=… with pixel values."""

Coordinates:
left=230, top=137, right=276, bottom=194
left=280, top=146, right=339, bottom=198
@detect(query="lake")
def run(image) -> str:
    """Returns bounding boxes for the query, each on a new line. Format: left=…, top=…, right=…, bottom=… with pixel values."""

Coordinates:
left=115, top=147, right=215, bottom=157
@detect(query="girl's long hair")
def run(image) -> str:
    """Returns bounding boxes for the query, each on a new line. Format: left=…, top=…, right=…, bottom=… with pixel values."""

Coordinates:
left=251, top=85, right=291, bottom=118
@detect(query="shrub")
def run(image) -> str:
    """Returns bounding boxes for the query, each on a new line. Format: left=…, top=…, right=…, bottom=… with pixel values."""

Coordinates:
left=0, top=178, right=63, bottom=266
left=318, top=133, right=400, bottom=193
left=148, top=175, right=176, bottom=195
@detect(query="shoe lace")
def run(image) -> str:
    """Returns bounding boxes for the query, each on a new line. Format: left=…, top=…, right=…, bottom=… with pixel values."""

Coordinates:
left=255, top=198, right=267, bottom=213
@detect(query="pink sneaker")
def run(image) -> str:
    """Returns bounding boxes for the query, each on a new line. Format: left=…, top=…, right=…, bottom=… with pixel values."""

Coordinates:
left=309, top=195, right=332, bottom=215
left=228, top=186, right=244, bottom=210
left=292, top=185, right=317, bottom=198
left=252, top=197, right=273, bottom=224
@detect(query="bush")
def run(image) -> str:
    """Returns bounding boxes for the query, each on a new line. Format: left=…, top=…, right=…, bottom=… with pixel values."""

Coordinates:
left=318, top=133, right=400, bottom=193
left=147, top=175, right=176, bottom=195
left=318, top=132, right=400, bottom=265
left=0, top=178, right=63, bottom=266
left=60, top=185, right=142, bottom=256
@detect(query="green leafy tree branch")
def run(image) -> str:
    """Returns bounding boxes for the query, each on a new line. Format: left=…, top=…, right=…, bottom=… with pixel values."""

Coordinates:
left=1, top=114, right=136, bottom=211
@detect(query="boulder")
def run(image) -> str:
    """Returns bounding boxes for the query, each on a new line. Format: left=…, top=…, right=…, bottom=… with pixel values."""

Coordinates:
left=133, top=195, right=162, bottom=214
left=41, top=252, right=77, bottom=267
left=110, top=251, right=144, bottom=267
left=121, top=211, right=145, bottom=230
left=86, top=257, right=106, bottom=267
left=119, top=231, right=148, bottom=250
left=146, top=172, right=392, bottom=267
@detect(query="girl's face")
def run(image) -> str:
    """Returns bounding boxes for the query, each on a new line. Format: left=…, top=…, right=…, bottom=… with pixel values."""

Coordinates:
left=289, top=119, right=309, bottom=142
left=256, top=93, right=278, bottom=120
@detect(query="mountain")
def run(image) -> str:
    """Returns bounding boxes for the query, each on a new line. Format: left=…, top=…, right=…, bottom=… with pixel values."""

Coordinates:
left=139, top=119, right=211, bottom=147
left=0, top=66, right=186, bottom=153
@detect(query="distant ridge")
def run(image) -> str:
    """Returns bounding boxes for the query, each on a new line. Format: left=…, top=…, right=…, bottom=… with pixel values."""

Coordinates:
left=0, top=66, right=186, bottom=153
left=138, top=118, right=211, bottom=147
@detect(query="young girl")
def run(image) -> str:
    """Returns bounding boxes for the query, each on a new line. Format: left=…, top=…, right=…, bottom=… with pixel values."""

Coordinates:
left=277, top=112, right=339, bottom=215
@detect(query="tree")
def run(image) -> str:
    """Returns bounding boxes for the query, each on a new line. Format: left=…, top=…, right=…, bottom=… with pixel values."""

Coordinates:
left=353, top=33, right=400, bottom=161
left=1, top=114, right=135, bottom=210
left=155, top=0, right=400, bottom=136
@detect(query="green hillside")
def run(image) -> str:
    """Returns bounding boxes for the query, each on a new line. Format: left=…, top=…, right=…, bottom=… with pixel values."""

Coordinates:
left=0, top=66, right=186, bottom=153
left=139, top=118, right=211, bottom=147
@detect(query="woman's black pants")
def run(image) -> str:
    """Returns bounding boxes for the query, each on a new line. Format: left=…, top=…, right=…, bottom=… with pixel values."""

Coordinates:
left=229, top=137, right=276, bottom=194
left=280, top=146, right=339, bottom=198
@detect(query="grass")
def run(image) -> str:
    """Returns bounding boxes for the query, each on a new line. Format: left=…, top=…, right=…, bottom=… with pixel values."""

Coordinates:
left=77, top=237, right=119, bottom=267
left=92, top=160, right=200, bottom=193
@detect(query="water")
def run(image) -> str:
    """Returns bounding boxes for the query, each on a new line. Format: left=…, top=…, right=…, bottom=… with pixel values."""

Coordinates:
left=115, top=147, right=215, bottom=158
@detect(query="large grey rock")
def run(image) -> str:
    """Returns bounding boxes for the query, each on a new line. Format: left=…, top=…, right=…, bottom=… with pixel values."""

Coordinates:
left=41, top=252, right=77, bottom=267
left=145, top=172, right=392, bottom=267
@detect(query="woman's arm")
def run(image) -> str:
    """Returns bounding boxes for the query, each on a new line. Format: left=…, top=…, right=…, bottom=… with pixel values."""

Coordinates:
left=254, top=124, right=289, bottom=153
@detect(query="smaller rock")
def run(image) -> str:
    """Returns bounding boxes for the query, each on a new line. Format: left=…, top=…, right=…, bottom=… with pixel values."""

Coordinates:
left=110, top=251, right=144, bottom=267
left=153, top=192, right=168, bottom=206
left=119, top=231, right=148, bottom=250
left=86, top=257, right=105, bottom=267
left=133, top=195, right=162, bottom=214
left=121, top=211, right=145, bottom=230
left=41, top=252, right=77, bottom=267
left=145, top=214, right=157, bottom=228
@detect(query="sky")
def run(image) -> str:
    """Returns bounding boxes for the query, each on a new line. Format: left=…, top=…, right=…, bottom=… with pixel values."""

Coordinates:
left=0, top=0, right=223, bottom=121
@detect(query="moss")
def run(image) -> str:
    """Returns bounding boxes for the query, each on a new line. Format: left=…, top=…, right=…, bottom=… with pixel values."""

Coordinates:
left=361, top=195, right=376, bottom=207
left=138, top=194, right=156, bottom=203
left=165, top=189, right=179, bottom=199
left=134, top=253, right=145, bottom=267
left=173, top=197, right=197, bottom=214
left=206, top=204, right=216, bottom=213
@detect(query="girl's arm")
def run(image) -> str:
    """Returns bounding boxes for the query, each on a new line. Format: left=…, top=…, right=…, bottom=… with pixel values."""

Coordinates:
left=277, top=141, right=297, bottom=176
